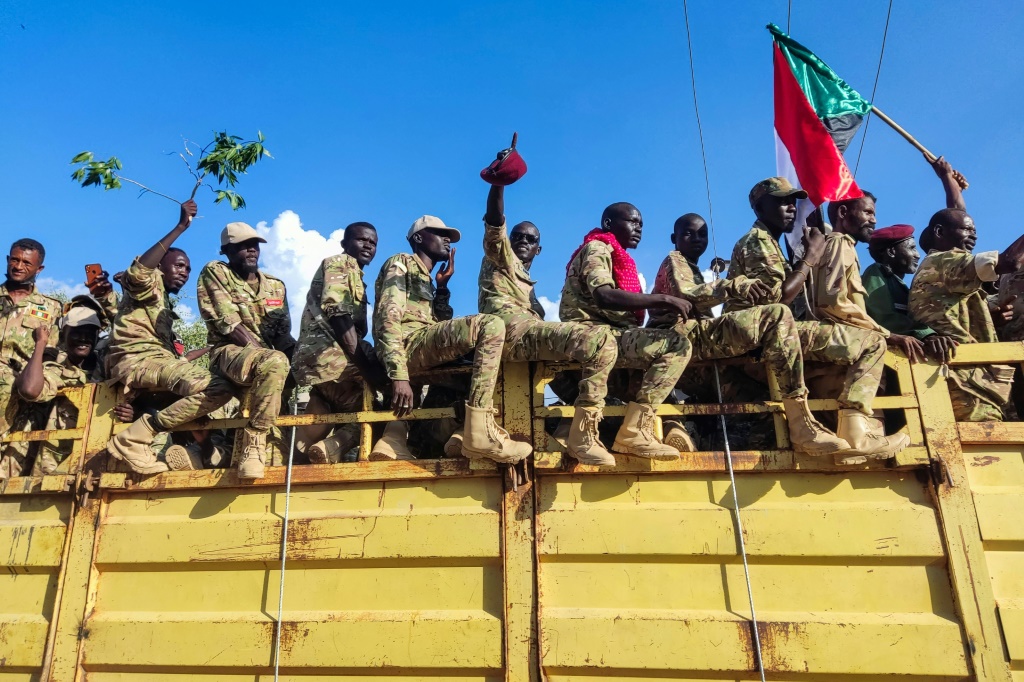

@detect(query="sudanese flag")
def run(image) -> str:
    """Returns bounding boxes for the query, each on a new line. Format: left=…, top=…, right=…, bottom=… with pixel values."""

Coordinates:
left=769, top=23, right=869, bottom=208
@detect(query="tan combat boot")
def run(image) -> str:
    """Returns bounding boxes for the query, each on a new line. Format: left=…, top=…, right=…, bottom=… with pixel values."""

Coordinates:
left=782, top=398, right=850, bottom=456
left=663, top=421, right=697, bottom=453
left=106, top=414, right=170, bottom=474
left=461, top=404, right=532, bottom=464
left=165, top=443, right=204, bottom=471
left=611, top=402, right=680, bottom=460
left=443, top=432, right=463, bottom=458
left=567, top=407, right=615, bottom=466
left=237, top=428, right=267, bottom=479
left=369, top=421, right=416, bottom=461
left=308, top=430, right=358, bottom=464
left=549, top=418, right=571, bottom=452
left=836, top=409, right=909, bottom=462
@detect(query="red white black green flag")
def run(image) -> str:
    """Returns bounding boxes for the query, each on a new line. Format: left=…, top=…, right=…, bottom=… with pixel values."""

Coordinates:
left=769, top=23, right=869, bottom=209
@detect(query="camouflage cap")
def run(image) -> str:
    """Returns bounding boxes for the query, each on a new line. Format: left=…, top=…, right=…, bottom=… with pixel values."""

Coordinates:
left=748, top=177, right=808, bottom=209
left=62, top=306, right=101, bottom=329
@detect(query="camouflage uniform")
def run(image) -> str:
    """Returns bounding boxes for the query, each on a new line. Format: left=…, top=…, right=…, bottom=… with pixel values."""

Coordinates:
left=649, top=251, right=806, bottom=399
left=197, top=261, right=292, bottom=432
left=480, top=222, right=616, bottom=408
left=909, top=248, right=1010, bottom=421
left=560, top=241, right=690, bottom=405
left=0, top=283, right=61, bottom=435
left=374, top=253, right=504, bottom=408
left=107, top=258, right=234, bottom=430
left=31, top=351, right=92, bottom=475
left=726, top=222, right=886, bottom=414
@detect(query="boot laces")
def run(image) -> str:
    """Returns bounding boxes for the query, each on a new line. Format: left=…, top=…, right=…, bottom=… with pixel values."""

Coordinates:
left=579, top=410, right=602, bottom=448
left=241, top=431, right=266, bottom=462
left=638, top=411, right=659, bottom=444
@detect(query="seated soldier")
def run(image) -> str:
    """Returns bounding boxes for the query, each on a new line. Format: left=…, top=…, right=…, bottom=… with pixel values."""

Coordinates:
left=909, top=210, right=1024, bottom=421
left=0, top=238, right=62, bottom=477
left=292, top=222, right=387, bottom=463
left=649, top=213, right=847, bottom=455
left=105, top=201, right=234, bottom=475
left=476, top=149, right=618, bottom=465
left=373, top=216, right=529, bottom=464
left=196, top=222, right=295, bottom=479
left=726, top=177, right=900, bottom=459
left=560, top=203, right=693, bottom=460
left=15, top=307, right=133, bottom=475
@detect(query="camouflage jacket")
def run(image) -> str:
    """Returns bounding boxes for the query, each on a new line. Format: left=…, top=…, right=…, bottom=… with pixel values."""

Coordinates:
left=560, top=241, right=636, bottom=329
left=810, top=232, right=888, bottom=337
left=0, top=283, right=61, bottom=372
left=107, top=258, right=180, bottom=379
left=479, top=221, right=545, bottom=324
left=909, top=248, right=1000, bottom=344
left=36, top=350, right=90, bottom=403
left=375, top=252, right=460, bottom=380
left=648, top=251, right=755, bottom=327
left=197, top=261, right=291, bottom=350
left=293, top=253, right=368, bottom=386
left=724, top=221, right=791, bottom=313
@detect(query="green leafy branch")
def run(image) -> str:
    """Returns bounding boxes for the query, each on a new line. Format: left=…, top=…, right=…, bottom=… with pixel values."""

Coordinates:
left=70, top=131, right=271, bottom=210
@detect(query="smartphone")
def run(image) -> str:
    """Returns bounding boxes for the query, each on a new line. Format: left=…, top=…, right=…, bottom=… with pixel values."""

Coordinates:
left=85, top=264, right=103, bottom=287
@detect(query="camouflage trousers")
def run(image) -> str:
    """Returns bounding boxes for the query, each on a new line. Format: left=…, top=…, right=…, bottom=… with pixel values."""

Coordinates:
left=611, top=326, right=691, bottom=406
left=118, top=353, right=235, bottom=431
left=504, top=318, right=617, bottom=408
left=0, top=365, right=46, bottom=477
left=795, top=320, right=885, bottom=415
left=403, top=315, right=505, bottom=409
left=0, top=364, right=16, bottom=435
left=294, top=340, right=371, bottom=456
left=948, top=364, right=1013, bottom=422
left=212, top=345, right=291, bottom=432
left=685, top=303, right=806, bottom=399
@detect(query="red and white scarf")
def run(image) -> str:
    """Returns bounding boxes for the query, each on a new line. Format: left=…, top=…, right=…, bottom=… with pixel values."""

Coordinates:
left=567, top=228, right=644, bottom=325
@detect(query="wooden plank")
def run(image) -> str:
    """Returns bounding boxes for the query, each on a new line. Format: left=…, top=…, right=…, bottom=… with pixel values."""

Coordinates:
left=960, top=421, right=1024, bottom=444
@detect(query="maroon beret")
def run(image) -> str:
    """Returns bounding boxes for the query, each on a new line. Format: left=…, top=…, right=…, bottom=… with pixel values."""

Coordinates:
left=481, top=133, right=528, bottom=186
left=870, top=224, right=915, bottom=245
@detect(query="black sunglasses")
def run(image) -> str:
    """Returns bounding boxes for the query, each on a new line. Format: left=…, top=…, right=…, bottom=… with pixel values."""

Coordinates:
left=510, top=232, right=539, bottom=245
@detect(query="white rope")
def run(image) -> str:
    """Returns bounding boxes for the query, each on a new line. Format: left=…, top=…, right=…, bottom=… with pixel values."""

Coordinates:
left=273, top=397, right=299, bottom=681
left=682, top=1, right=767, bottom=678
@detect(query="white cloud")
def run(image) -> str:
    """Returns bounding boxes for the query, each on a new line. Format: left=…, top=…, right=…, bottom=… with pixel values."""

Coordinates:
left=538, top=295, right=560, bottom=322
left=255, top=210, right=346, bottom=331
left=36, top=276, right=88, bottom=299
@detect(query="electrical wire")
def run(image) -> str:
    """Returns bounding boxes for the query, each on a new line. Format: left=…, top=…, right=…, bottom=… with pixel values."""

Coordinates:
left=854, top=0, right=894, bottom=176
left=273, top=398, right=299, bottom=681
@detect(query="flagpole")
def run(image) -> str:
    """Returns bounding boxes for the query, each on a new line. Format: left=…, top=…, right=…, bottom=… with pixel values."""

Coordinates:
left=870, top=105, right=969, bottom=189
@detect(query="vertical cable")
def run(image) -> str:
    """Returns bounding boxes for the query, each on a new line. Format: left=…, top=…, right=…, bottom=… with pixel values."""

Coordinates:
left=854, top=0, right=894, bottom=176
left=273, top=398, right=299, bottom=681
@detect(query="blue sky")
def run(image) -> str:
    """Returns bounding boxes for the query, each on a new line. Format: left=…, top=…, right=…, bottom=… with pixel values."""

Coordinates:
left=3, top=1, right=1022, bottom=326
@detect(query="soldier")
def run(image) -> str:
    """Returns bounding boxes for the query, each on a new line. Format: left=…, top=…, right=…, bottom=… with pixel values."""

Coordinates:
left=726, top=177, right=903, bottom=459
left=373, top=216, right=530, bottom=464
left=560, top=203, right=692, bottom=460
left=105, top=201, right=235, bottom=475
left=197, top=222, right=294, bottom=479
left=909, top=211, right=1024, bottom=421
left=0, top=238, right=61, bottom=459
left=292, top=222, right=386, bottom=463
left=649, top=213, right=848, bottom=455
left=477, top=158, right=618, bottom=465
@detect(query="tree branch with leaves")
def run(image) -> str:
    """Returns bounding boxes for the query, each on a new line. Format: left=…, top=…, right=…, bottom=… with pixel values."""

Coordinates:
left=70, top=131, right=271, bottom=210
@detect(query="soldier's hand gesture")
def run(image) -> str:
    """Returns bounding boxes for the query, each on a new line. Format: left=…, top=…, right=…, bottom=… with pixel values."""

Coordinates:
left=436, top=248, right=456, bottom=288
left=801, top=225, right=827, bottom=267
left=33, top=325, right=49, bottom=347
left=391, top=380, right=416, bottom=418
left=178, top=199, right=198, bottom=228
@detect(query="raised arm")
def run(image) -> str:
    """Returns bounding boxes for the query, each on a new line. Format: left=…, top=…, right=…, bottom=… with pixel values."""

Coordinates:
left=931, top=156, right=965, bottom=212
left=15, top=327, right=49, bottom=401
left=139, top=201, right=198, bottom=269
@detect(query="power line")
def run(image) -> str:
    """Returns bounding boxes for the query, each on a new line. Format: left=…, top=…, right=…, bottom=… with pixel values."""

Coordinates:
left=854, top=0, right=894, bottom=176
left=787, top=0, right=792, bottom=32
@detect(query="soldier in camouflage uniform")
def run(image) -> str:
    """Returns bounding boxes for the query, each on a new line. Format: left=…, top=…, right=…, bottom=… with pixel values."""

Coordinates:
left=476, top=178, right=618, bottom=465
left=0, top=238, right=62, bottom=477
left=726, top=177, right=894, bottom=459
left=292, top=222, right=386, bottom=463
left=373, top=215, right=530, bottom=464
left=105, top=201, right=235, bottom=475
left=560, top=203, right=693, bottom=460
left=650, top=212, right=849, bottom=456
left=197, top=221, right=294, bottom=479
left=909, top=209, right=1024, bottom=421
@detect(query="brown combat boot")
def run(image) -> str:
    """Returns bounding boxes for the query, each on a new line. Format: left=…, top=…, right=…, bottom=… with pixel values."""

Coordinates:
left=836, top=409, right=909, bottom=463
left=461, top=404, right=532, bottom=464
left=166, top=443, right=204, bottom=471
left=369, top=421, right=416, bottom=461
left=567, top=406, right=615, bottom=466
left=308, top=430, right=358, bottom=464
left=106, top=414, right=170, bottom=474
left=663, top=421, right=697, bottom=453
left=782, top=398, right=850, bottom=456
left=611, top=402, right=679, bottom=460
left=237, top=428, right=267, bottom=479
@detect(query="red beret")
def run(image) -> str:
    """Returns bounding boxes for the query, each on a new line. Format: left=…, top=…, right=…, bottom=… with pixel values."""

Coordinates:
left=870, top=224, right=915, bottom=245
left=481, top=133, right=528, bottom=186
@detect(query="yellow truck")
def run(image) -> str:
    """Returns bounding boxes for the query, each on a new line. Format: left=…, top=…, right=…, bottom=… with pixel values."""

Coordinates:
left=1, top=345, right=1021, bottom=681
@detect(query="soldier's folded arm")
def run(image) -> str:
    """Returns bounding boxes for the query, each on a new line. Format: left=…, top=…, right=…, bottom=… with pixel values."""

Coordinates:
left=197, top=266, right=262, bottom=348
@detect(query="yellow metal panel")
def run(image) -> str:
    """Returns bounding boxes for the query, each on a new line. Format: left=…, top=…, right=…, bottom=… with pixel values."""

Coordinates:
left=999, top=602, right=1024, bottom=664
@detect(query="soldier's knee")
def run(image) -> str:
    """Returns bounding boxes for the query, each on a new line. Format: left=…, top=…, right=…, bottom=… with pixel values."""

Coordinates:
left=476, top=314, right=506, bottom=341
left=260, top=350, right=291, bottom=378
left=763, top=303, right=793, bottom=323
